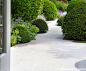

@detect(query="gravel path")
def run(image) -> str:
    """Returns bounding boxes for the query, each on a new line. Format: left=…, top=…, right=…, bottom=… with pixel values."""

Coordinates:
left=11, top=18, right=86, bottom=71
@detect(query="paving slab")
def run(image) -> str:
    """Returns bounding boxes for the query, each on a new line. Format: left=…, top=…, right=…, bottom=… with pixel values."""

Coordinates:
left=10, top=17, right=86, bottom=71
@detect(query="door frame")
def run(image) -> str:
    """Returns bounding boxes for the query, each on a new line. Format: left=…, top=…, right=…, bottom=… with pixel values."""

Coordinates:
left=0, top=0, right=11, bottom=71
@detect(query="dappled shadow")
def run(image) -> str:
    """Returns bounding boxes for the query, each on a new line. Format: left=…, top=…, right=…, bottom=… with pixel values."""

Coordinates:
left=13, top=34, right=64, bottom=47
left=47, top=41, right=86, bottom=59
left=48, top=50, right=86, bottom=59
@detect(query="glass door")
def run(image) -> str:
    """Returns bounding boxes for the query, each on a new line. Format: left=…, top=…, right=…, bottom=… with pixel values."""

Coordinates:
left=0, top=0, right=3, bottom=54
left=0, top=0, right=3, bottom=71
left=0, top=0, right=11, bottom=71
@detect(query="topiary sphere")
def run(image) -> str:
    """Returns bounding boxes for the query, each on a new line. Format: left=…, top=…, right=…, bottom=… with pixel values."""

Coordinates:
left=55, top=1, right=66, bottom=12
left=11, top=0, right=43, bottom=22
left=62, top=7, right=86, bottom=41
left=67, top=0, right=86, bottom=13
left=43, top=1, right=58, bottom=21
left=31, top=19, right=48, bottom=33
left=57, top=15, right=65, bottom=26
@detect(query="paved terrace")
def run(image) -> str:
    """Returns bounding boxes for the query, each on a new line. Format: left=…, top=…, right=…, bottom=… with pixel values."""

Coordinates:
left=11, top=18, right=86, bottom=71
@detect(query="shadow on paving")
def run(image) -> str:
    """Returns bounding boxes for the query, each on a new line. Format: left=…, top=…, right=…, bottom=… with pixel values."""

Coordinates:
left=75, top=60, right=86, bottom=71
left=13, top=33, right=73, bottom=47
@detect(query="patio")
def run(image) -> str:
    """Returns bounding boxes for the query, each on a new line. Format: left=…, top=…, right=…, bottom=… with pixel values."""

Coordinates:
left=10, top=18, right=86, bottom=71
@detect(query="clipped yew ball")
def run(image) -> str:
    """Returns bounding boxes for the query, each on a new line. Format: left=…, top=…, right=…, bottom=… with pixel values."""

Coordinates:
left=43, top=1, right=58, bottom=20
left=31, top=19, right=48, bottom=33
left=67, top=0, right=86, bottom=13
left=57, top=15, right=65, bottom=26
left=62, top=7, right=86, bottom=41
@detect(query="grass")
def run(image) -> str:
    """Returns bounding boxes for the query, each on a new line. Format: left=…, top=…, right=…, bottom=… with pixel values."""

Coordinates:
left=73, top=40, right=86, bottom=43
left=63, top=36, right=86, bottom=43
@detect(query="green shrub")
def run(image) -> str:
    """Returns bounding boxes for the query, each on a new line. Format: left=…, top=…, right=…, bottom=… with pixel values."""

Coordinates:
left=62, top=7, right=86, bottom=41
left=11, top=16, right=15, bottom=28
left=50, top=0, right=69, bottom=3
left=11, top=17, right=29, bottom=29
left=28, top=24, right=39, bottom=34
left=57, top=12, right=61, bottom=18
left=57, top=0, right=68, bottom=3
left=17, top=35, right=22, bottom=44
left=14, top=17, right=29, bottom=26
left=42, top=0, right=49, bottom=4
left=11, top=34, right=17, bottom=46
left=37, top=14, right=46, bottom=21
left=43, top=1, right=58, bottom=20
left=13, top=24, right=36, bottom=43
left=64, top=2, right=69, bottom=11
left=11, top=0, right=43, bottom=22
left=67, top=0, right=86, bottom=13
left=11, top=27, right=22, bottom=44
left=55, top=1, right=66, bottom=12
left=11, top=18, right=39, bottom=45
left=49, top=0, right=68, bottom=3
left=31, top=19, right=48, bottom=33
left=49, top=0, right=57, bottom=3
left=57, top=15, right=65, bottom=26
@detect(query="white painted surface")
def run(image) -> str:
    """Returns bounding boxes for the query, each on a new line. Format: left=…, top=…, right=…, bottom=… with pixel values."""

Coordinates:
left=0, top=0, right=11, bottom=71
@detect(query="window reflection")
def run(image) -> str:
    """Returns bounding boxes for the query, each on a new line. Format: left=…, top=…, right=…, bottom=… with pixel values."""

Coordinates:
left=0, top=0, right=3, bottom=54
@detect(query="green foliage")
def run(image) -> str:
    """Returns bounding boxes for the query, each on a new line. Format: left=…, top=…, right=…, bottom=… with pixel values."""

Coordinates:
left=11, top=27, right=21, bottom=45
left=14, top=17, right=29, bottom=26
left=50, top=0, right=68, bottom=3
left=11, top=34, right=17, bottom=46
left=67, top=0, right=86, bottom=13
left=42, top=0, right=49, bottom=4
left=57, top=12, right=61, bottom=18
left=57, top=15, right=65, bottom=26
left=11, top=0, right=43, bottom=22
left=55, top=1, right=66, bottom=12
left=62, top=7, right=86, bottom=41
left=64, top=2, right=69, bottom=11
left=73, top=40, right=86, bottom=43
left=17, top=35, right=21, bottom=43
left=31, top=19, right=48, bottom=33
left=49, top=0, right=57, bottom=3
left=11, top=28, right=19, bottom=35
left=11, top=27, right=22, bottom=45
left=12, top=24, right=39, bottom=43
left=11, top=17, right=39, bottom=45
left=11, top=16, right=15, bottom=28
left=28, top=24, right=39, bottom=34
left=11, top=16, right=29, bottom=28
left=43, top=1, right=58, bottom=20
left=12, top=24, right=35, bottom=43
